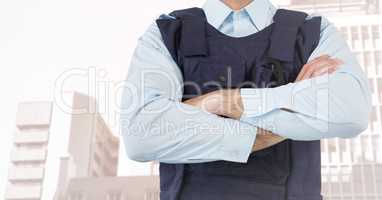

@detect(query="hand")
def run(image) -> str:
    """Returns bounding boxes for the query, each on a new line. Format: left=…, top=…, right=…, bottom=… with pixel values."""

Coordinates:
left=184, top=90, right=284, bottom=152
left=295, top=55, right=343, bottom=82
left=183, top=89, right=243, bottom=119
left=252, top=129, right=286, bottom=152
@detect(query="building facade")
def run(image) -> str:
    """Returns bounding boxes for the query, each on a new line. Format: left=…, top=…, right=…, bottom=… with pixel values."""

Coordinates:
left=5, top=102, right=53, bottom=200
left=54, top=92, right=120, bottom=200
left=283, top=0, right=382, bottom=199
left=61, top=176, right=159, bottom=200
left=4, top=92, right=120, bottom=200
left=282, top=0, right=380, bottom=16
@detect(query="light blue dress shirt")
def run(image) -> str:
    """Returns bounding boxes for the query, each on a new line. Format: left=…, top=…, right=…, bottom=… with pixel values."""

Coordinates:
left=120, top=0, right=371, bottom=164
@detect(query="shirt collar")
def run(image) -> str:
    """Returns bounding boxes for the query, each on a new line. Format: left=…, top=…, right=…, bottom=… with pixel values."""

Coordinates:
left=203, top=0, right=233, bottom=29
left=203, top=0, right=277, bottom=30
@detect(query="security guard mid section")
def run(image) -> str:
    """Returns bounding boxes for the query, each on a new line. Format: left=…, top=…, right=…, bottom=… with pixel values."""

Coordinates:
left=120, top=0, right=371, bottom=200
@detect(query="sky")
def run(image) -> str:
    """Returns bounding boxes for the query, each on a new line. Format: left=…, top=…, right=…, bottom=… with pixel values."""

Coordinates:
left=0, top=0, right=209, bottom=198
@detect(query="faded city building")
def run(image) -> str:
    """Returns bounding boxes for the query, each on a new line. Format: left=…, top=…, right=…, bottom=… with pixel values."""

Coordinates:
left=53, top=92, right=120, bottom=200
left=60, top=176, right=159, bottom=200
left=4, top=92, right=120, bottom=200
left=5, top=101, right=53, bottom=200
left=4, top=92, right=159, bottom=200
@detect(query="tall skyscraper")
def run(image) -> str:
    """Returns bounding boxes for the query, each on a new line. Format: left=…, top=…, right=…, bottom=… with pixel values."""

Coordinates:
left=5, top=102, right=53, bottom=200
left=54, top=92, right=120, bottom=200
left=283, top=0, right=382, bottom=199
left=4, top=92, right=120, bottom=200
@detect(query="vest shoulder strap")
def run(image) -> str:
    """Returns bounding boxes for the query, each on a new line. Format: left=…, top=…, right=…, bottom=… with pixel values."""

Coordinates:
left=268, top=9, right=309, bottom=62
left=156, top=7, right=208, bottom=70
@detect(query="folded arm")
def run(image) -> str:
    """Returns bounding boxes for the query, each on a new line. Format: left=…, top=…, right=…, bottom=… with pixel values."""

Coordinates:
left=120, top=23, right=257, bottom=164
left=193, top=17, right=371, bottom=141
left=184, top=55, right=341, bottom=149
left=241, top=16, right=371, bottom=140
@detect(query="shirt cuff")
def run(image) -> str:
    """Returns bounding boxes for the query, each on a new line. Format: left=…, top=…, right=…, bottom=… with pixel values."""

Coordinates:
left=240, top=85, right=293, bottom=119
left=213, top=123, right=257, bottom=163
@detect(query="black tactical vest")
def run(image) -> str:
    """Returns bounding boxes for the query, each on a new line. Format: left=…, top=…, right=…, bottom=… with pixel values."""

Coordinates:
left=156, top=7, right=323, bottom=200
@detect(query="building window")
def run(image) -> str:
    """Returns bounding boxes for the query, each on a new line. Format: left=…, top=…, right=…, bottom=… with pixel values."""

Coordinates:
left=106, top=191, right=122, bottom=200
left=340, top=27, right=349, bottom=41
left=363, top=51, right=372, bottom=68
left=351, top=27, right=359, bottom=40
left=368, top=78, right=375, bottom=94
left=144, top=189, right=160, bottom=200
left=377, top=78, right=382, bottom=98
left=372, top=25, right=380, bottom=39
left=68, top=192, right=84, bottom=200
left=361, top=26, right=370, bottom=40
left=376, top=51, right=382, bottom=74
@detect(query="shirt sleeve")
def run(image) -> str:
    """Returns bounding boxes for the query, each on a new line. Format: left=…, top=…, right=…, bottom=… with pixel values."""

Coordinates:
left=240, top=16, right=371, bottom=140
left=120, top=22, right=257, bottom=164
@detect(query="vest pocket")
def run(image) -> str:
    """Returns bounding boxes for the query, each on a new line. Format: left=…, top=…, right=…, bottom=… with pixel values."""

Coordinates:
left=251, top=63, right=283, bottom=88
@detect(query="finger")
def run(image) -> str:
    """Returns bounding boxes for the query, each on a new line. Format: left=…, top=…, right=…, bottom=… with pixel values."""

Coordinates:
left=312, top=58, right=343, bottom=77
left=299, top=59, right=332, bottom=81
left=298, top=55, right=329, bottom=80
left=300, top=57, right=341, bottom=81
left=315, top=60, right=342, bottom=77
left=311, top=59, right=340, bottom=76
left=312, top=65, right=338, bottom=77
left=328, top=66, right=338, bottom=74
left=295, top=55, right=330, bottom=81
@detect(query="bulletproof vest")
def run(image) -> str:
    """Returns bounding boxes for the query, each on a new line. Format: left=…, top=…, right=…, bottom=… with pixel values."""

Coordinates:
left=156, top=7, right=323, bottom=200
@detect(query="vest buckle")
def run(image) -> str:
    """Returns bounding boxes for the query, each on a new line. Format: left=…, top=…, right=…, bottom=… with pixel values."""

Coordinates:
left=269, top=59, right=285, bottom=86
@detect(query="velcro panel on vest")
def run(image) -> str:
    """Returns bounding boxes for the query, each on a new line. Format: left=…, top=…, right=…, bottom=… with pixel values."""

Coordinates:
left=156, top=8, right=208, bottom=67
left=297, top=16, right=322, bottom=63
left=268, top=9, right=308, bottom=62
left=180, top=17, right=208, bottom=57
left=156, top=18, right=182, bottom=64
left=170, top=8, right=208, bottom=57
